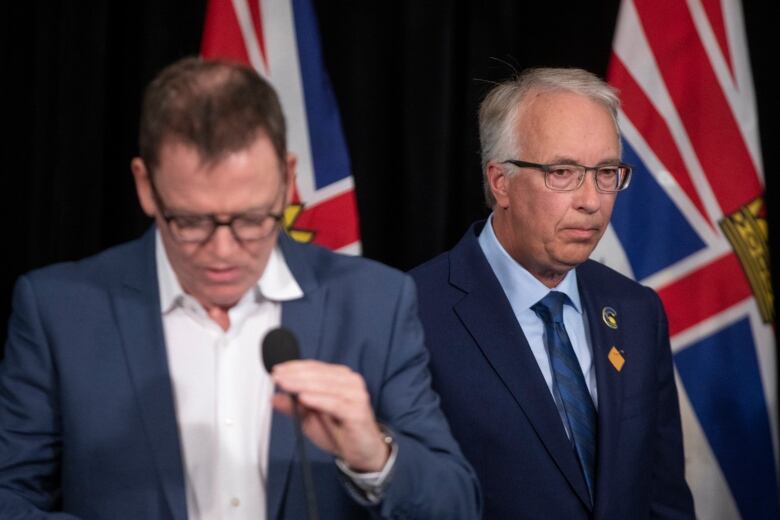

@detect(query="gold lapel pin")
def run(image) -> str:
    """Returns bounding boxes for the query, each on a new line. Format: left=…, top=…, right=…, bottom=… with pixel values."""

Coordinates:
left=608, top=346, right=625, bottom=372
left=602, top=306, right=618, bottom=329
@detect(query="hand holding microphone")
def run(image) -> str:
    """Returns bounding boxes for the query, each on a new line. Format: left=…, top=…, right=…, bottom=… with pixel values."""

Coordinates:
left=262, top=327, right=391, bottom=473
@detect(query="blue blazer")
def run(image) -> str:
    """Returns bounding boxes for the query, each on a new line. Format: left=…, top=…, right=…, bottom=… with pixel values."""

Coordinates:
left=410, top=222, right=694, bottom=519
left=0, top=229, right=480, bottom=519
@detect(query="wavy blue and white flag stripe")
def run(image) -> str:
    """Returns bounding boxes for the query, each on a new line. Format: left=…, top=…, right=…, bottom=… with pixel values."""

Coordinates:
left=593, top=1, right=778, bottom=518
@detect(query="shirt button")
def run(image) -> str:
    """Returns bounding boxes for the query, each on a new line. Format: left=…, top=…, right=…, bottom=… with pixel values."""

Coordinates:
left=230, top=497, right=240, bottom=507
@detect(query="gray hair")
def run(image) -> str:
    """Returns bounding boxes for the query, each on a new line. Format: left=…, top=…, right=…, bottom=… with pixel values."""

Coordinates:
left=478, top=67, right=621, bottom=207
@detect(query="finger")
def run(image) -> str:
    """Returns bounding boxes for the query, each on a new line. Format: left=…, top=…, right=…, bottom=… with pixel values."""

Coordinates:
left=273, top=364, right=367, bottom=398
left=272, top=360, right=356, bottom=384
left=273, top=359, right=351, bottom=375
left=310, top=410, right=340, bottom=448
left=273, top=390, right=356, bottom=429
left=270, top=393, right=339, bottom=455
left=274, top=377, right=366, bottom=402
left=296, top=392, right=372, bottom=425
left=271, top=392, right=295, bottom=416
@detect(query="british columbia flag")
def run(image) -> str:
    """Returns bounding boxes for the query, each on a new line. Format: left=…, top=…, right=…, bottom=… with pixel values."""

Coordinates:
left=593, top=0, right=778, bottom=517
left=201, top=0, right=361, bottom=254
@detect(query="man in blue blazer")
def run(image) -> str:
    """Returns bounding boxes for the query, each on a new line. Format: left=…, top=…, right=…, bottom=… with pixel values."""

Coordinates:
left=411, top=68, right=694, bottom=518
left=0, top=58, right=479, bottom=519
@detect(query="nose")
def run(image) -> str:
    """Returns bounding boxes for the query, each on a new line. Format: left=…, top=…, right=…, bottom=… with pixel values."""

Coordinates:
left=208, top=224, right=241, bottom=258
left=573, top=170, right=602, bottom=213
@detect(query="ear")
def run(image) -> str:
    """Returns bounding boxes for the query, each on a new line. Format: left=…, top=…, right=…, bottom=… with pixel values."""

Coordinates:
left=284, top=152, right=298, bottom=204
left=131, top=157, right=157, bottom=217
left=486, top=161, right=511, bottom=209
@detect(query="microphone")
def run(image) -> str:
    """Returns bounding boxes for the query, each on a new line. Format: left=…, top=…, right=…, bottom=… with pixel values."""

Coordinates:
left=262, top=327, right=300, bottom=372
left=261, top=327, right=318, bottom=520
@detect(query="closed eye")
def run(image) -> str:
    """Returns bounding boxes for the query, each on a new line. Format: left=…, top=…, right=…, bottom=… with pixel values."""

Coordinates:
left=171, top=215, right=212, bottom=228
left=236, top=213, right=272, bottom=226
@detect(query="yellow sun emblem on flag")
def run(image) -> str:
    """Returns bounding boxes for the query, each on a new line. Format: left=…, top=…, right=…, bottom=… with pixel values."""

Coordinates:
left=283, top=203, right=315, bottom=243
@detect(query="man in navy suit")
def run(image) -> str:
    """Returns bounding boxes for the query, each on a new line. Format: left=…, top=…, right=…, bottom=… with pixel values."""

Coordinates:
left=411, top=68, right=694, bottom=519
left=0, top=57, right=479, bottom=519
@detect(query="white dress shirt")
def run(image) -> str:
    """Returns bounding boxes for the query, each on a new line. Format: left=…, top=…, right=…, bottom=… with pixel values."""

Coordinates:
left=156, top=232, right=302, bottom=520
left=478, top=216, right=599, bottom=421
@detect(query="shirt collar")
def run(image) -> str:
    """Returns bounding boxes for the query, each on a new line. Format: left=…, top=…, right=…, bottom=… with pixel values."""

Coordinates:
left=257, top=242, right=304, bottom=302
left=477, top=215, right=582, bottom=315
left=155, top=230, right=303, bottom=315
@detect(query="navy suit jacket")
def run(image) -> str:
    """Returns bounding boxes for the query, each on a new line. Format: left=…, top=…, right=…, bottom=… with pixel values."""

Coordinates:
left=0, top=229, right=480, bottom=519
left=410, top=222, right=694, bottom=519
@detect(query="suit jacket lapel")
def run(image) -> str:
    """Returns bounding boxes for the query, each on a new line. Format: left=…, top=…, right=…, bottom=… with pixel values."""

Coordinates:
left=577, top=263, right=625, bottom=511
left=111, top=229, right=187, bottom=520
left=450, top=224, right=592, bottom=508
left=267, top=235, right=326, bottom=520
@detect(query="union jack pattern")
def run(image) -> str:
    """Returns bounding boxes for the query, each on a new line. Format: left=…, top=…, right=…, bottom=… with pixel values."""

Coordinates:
left=594, top=1, right=778, bottom=517
left=201, top=0, right=361, bottom=254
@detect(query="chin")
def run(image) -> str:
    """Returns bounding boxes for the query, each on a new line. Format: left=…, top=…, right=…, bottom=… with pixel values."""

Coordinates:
left=201, top=287, right=249, bottom=309
left=552, top=254, right=592, bottom=271
left=561, top=243, right=598, bottom=262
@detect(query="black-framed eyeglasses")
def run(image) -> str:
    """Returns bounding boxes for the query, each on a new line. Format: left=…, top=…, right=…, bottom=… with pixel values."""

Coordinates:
left=501, top=159, right=632, bottom=193
left=149, top=180, right=285, bottom=244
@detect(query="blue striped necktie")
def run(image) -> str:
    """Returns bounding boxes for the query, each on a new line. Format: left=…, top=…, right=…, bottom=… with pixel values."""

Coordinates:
left=532, top=291, right=597, bottom=503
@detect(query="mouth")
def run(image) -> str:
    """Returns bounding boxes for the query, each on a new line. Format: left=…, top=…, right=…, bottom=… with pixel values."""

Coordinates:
left=204, top=266, right=242, bottom=283
left=560, top=227, right=601, bottom=241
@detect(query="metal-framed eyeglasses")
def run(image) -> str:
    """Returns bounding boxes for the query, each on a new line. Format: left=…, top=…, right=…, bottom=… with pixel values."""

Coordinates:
left=150, top=181, right=285, bottom=244
left=501, top=159, right=633, bottom=193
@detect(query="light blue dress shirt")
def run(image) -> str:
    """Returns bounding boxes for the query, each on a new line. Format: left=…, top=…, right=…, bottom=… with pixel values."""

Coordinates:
left=478, top=216, right=599, bottom=422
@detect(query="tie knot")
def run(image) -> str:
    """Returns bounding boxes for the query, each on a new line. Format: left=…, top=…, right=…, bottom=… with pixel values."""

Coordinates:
left=531, top=291, right=568, bottom=325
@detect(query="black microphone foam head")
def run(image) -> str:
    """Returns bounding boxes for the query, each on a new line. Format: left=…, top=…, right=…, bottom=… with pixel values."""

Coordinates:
left=262, top=327, right=300, bottom=373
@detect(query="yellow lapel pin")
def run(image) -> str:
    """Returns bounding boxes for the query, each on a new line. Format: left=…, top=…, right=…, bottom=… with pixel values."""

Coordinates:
left=608, top=346, right=625, bottom=372
left=602, top=306, right=618, bottom=329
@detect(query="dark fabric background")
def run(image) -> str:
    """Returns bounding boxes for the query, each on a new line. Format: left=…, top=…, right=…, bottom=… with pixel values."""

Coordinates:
left=1, top=1, right=777, bottom=354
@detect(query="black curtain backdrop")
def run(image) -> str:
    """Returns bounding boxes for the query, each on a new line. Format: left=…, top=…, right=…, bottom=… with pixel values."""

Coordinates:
left=1, top=1, right=777, bottom=354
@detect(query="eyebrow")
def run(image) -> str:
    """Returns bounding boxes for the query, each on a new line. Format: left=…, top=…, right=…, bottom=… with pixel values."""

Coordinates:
left=546, top=156, right=623, bottom=166
left=162, top=203, right=279, bottom=218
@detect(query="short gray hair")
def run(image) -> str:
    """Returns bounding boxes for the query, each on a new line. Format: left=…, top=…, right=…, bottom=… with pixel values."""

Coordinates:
left=478, top=67, right=621, bottom=207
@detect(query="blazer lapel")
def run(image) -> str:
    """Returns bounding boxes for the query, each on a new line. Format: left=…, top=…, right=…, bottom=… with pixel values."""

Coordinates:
left=111, top=229, right=187, bottom=520
left=450, top=224, right=592, bottom=508
left=577, top=265, right=625, bottom=512
left=267, top=235, right=326, bottom=520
